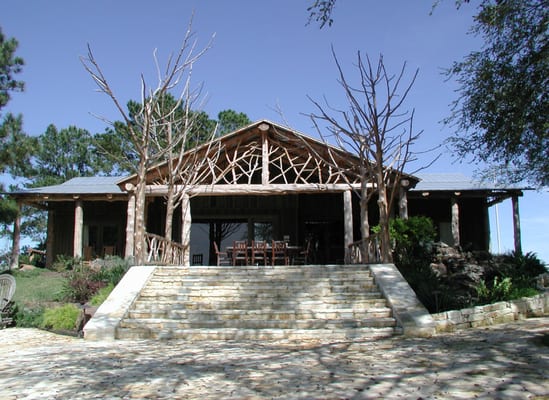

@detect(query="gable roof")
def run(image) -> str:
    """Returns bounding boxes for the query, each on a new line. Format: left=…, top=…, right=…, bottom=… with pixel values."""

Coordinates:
left=118, top=119, right=418, bottom=188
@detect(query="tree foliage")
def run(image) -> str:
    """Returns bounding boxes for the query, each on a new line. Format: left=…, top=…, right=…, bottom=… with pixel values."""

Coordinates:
left=446, top=0, right=548, bottom=186
left=307, top=0, right=337, bottom=28
left=0, top=27, right=24, bottom=110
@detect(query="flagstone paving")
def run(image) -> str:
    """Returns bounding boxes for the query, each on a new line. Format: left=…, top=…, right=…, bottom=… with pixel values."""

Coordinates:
left=0, top=318, right=548, bottom=399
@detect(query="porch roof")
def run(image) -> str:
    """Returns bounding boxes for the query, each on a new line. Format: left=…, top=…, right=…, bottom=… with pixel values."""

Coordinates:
left=10, top=176, right=128, bottom=201
left=410, top=173, right=526, bottom=203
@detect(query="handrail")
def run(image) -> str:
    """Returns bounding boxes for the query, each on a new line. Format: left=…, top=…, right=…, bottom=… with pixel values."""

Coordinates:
left=145, top=233, right=188, bottom=265
left=347, top=234, right=381, bottom=264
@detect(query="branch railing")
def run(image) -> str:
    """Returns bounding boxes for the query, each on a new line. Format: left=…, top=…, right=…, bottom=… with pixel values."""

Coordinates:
left=145, top=233, right=187, bottom=265
left=347, top=234, right=381, bottom=264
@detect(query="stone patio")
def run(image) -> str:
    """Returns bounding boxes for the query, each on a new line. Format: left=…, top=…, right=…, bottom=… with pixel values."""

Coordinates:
left=1, top=317, right=547, bottom=399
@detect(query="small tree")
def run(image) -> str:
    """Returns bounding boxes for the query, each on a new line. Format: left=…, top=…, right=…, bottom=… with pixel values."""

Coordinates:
left=82, top=19, right=214, bottom=264
left=309, top=49, right=426, bottom=263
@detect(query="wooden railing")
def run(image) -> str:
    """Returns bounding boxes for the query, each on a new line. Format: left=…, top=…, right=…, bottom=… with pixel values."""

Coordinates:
left=347, top=234, right=381, bottom=264
left=145, top=233, right=187, bottom=265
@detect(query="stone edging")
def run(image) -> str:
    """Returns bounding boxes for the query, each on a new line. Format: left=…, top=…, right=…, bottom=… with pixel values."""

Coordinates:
left=432, top=292, right=549, bottom=333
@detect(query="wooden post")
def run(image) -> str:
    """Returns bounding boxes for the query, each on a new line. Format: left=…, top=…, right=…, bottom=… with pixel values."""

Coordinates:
left=9, top=200, right=22, bottom=270
left=181, top=192, right=191, bottom=266
left=46, top=208, right=55, bottom=268
left=261, top=129, right=269, bottom=185
left=398, top=185, right=408, bottom=219
left=73, top=200, right=83, bottom=259
left=451, top=196, right=460, bottom=248
left=124, top=188, right=136, bottom=261
left=512, top=195, right=522, bottom=254
left=343, top=190, right=353, bottom=263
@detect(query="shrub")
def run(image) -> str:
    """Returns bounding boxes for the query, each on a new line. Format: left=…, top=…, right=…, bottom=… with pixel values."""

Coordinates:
left=89, top=283, right=114, bottom=306
left=14, top=304, right=44, bottom=328
left=51, top=255, right=80, bottom=272
left=62, top=266, right=105, bottom=303
left=40, top=304, right=80, bottom=331
left=475, top=276, right=513, bottom=305
left=92, top=256, right=130, bottom=286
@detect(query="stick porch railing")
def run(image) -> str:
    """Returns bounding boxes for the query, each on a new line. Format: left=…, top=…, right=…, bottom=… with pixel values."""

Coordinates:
left=145, top=233, right=187, bottom=265
left=347, top=234, right=381, bottom=264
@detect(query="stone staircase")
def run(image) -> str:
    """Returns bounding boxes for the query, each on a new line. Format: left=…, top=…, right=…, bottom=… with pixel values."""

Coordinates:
left=115, top=264, right=400, bottom=341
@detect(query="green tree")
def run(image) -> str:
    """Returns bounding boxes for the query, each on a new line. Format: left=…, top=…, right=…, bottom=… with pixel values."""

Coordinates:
left=32, top=124, right=99, bottom=187
left=0, top=27, right=28, bottom=229
left=446, top=0, right=548, bottom=187
left=0, top=27, right=24, bottom=110
left=217, top=109, right=251, bottom=136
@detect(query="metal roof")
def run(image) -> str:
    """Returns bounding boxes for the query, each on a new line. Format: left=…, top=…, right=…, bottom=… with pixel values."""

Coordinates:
left=13, top=176, right=127, bottom=195
left=411, top=173, right=521, bottom=192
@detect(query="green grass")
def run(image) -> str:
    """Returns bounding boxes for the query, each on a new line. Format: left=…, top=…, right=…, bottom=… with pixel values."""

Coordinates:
left=12, top=268, right=67, bottom=306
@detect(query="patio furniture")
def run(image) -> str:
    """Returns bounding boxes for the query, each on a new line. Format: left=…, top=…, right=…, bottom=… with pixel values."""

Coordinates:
left=213, top=242, right=230, bottom=266
left=251, top=240, right=268, bottom=266
left=191, top=253, right=203, bottom=265
left=293, top=239, right=311, bottom=265
left=232, top=240, right=248, bottom=266
left=271, top=240, right=289, bottom=265
left=0, top=274, right=16, bottom=329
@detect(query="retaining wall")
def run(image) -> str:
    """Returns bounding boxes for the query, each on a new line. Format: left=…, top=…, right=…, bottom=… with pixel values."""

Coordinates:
left=432, top=292, right=549, bottom=333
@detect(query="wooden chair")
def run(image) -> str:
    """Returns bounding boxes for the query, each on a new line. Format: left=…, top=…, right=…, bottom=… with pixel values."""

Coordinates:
left=232, top=240, right=249, bottom=266
left=271, top=240, right=289, bottom=265
left=213, top=242, right=230, bottom=266
left=0, top=274, right=16, bottom=328
left=191, top=253, right=203, bottom=266
left=294, top=239, right=311, bottom=265
left=251, top=240, right=268, bottom=266
left=103, top=246, right=116, bottom=257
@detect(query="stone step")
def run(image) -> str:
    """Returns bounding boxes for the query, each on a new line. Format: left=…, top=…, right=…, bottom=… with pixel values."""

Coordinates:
left=139, top=286, right=380, bottom=298
left=119, top=316, right=396, bottom=330
left=135, top=293, right=385, bottom=305
left=116, top=326, right=397, bottom=341
left=117, top=264, right=399, bottom=341
left=130, top=298, right=389, bottom=311
left=127, top=307, right=393, bottom=320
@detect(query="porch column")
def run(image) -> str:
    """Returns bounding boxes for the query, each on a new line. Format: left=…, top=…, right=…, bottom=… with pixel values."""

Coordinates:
left=512, top=195, right=522, bottom=254
left=73, top=199, right=83, bottom=259
left=46, top=208, right=55, bottom=268
left=451, top=196, right=460, bottom=248
left=124, top=188, right=136, bottom=261
left=343, top=190, right=354, bottom=263
left=9, top=200, right=22, bottom=270
left=181, top=192, right=191, bottom=266
left=398, top=185, right=408, bottom=219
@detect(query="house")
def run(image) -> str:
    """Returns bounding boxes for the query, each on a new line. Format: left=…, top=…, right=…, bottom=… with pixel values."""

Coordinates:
left=8, top=120, right=525, bottom=268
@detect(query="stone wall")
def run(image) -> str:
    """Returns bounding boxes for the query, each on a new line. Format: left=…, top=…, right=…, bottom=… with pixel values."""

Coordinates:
left=432, top=292, right=549, bottom=333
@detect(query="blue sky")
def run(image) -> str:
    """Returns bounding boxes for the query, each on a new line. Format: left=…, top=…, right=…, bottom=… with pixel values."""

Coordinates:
left=2, top=0, right=548, bottom=263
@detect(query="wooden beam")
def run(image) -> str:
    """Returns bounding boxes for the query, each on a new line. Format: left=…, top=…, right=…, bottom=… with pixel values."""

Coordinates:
left=124, top=192, right=136, bottom=261
left=9, top=200, right=22, bottom=270
left=343, top=190, right=353, bottom=263
left=261, top=130, right=269, bottom=184
left=146, top=183, right=372, bottom=196
left=451, top=197, right=460, bottom=248
left=73, top=200, right=83, bottom=259
left=512, top=195, right=522, bottom=253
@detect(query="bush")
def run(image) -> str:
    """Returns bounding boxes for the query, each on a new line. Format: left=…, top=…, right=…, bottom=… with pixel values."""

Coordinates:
left=14, top=304, right=44, bottom=328
left=91, top=256, right=130, bottom=286
left=62, top=256, right=130, bottom=304
left=62, top=265, right=105, bottom=303
left=89, top=283, right=114, bottom=306
left=40, top=304, right=80, bottom=331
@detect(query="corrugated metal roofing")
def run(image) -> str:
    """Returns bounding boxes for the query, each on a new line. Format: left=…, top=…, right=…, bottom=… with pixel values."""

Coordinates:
left=14, top=176, right=127, bottom=195
left=412, top=173, right=512, bottom=192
